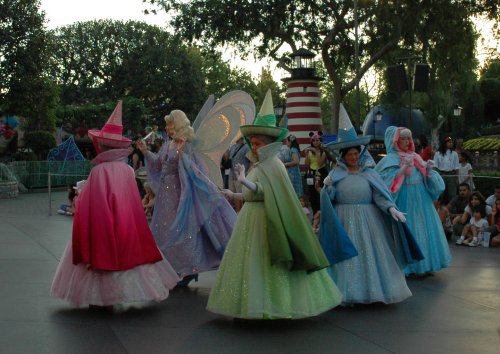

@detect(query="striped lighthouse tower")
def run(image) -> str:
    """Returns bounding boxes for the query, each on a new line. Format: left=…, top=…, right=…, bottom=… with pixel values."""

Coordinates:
left=282, top=49, right=323, bottom=163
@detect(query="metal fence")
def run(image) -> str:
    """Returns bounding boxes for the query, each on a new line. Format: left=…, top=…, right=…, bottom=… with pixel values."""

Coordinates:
left=3, top=160, right=92, bottom=189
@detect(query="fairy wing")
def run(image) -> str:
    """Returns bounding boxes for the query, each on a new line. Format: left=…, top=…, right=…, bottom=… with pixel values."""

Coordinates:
left=192, top=94, right=215, bottom=132
left=193, top=90, right=255, bottom=188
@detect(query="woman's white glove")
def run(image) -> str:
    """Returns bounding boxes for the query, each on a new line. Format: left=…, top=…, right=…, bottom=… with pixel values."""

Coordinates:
left=389, top=207, right=406, bottom=223
left=404, top=155, right=413, bottom=167
left=234, top=163, right=257, bottom=192
left=323, top=175, right=332, bottom=186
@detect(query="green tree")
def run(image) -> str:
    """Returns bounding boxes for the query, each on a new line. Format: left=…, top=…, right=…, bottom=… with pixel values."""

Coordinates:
left=479, top=59, right=500, bottom=126
left=0, top=0, right=58, bottom=131
left=48, top=20, right=206, bottom=120
left=147, top=0, right=497, bottom=132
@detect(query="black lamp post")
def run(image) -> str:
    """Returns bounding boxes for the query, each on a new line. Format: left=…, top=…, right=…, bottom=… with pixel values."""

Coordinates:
left=373, top=109, right=383, bottom=141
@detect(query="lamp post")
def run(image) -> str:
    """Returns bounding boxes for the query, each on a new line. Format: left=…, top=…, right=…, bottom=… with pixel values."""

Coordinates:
left=274, top=103, right=285, bottom=126
left=453, top=104, right=462, bottom=135
left=373, top=109, right=383, bottom=142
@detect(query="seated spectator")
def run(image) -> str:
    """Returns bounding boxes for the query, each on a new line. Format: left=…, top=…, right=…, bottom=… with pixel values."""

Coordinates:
left=448, top=182, right=471, bottom=226
left=486, top=199, right=500, bottom=246
left=435, top=194, right=452, bottom=240
left=57, top=183, right=77, bottom=216
left=455, top=205, right=489, bottom=247
left=299, top=195, right=313, bottom=224
left=142, top=182, right=155, bottom=218
left=485, top=185, right=500, bottom=207
left=452, top=191, right=492, bottom=238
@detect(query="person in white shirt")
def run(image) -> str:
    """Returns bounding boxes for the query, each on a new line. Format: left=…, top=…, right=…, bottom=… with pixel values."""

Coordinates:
left=434, top=136, right=459, bottom=198
left=457, top=151, right=474, bottom=191
left=456, top=205, right=490, bottom=247
left=485, top=186, right=500, bottom=207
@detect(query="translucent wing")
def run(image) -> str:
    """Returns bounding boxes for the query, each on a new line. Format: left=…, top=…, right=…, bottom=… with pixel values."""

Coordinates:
left=193, top=90, right=255, bottom=188
left=192, top=94, right=215, bottom=132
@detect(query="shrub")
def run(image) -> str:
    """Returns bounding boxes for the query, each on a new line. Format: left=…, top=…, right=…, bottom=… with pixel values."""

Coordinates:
left=463, top=137, right=500, bottom=150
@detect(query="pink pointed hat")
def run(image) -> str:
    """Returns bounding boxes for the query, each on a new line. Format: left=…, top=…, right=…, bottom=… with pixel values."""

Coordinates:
left=88, top=100, right=131, bottom=152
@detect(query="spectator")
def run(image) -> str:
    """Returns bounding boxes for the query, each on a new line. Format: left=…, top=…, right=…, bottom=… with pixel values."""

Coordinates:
left=485, top=185, right=500, bottom=207
left=280, top=134, right=303, bottom=197
left=304, top=132, right=328, bottom=214
left=448, top=182, right=471, bottom=222
left=418, top=134, right=433, bottom=161
left=435, top=193, right=453, bottom=240
left=457, top=151, right=474, bottom=191
left=456, top=205, right=489, bottom=247
left=433, top=136, right=459, bottom=199
left=57, top=183, right=77, bottom=216
left=486, top=199, right=500, bottom=246
left=452, top=191, right=492, bottom=238
left=142, top=182, right=155, bottom=218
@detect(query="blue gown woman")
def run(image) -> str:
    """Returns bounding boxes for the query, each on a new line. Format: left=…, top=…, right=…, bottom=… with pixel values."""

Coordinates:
left=375, top=126, right=452, bottom=275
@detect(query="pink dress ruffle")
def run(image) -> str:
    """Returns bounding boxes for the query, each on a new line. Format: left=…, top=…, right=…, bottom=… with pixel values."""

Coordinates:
left=51, top=242, right=179, bottom=307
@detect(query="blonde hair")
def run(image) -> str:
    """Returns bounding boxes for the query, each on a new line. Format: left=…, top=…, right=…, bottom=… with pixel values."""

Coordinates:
left=164, top=110, right=195, bottom=142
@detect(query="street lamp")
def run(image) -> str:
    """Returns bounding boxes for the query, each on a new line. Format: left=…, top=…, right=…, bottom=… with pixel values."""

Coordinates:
left=453, top=105, right=462, bottom=117
left=373, top=109, right=383, bottom=141
left=274, top=104, right=285, bottom=126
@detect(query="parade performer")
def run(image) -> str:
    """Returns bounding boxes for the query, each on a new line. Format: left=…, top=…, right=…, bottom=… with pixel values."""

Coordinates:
left=319, top=111, right=422, bottom=305
left=51, top=101, right=179, bottom=308
left=207, top=90, right=342, bottom=319
left=141, top=91, right=254, bottom=285
left=375, top=126, right=452, bottom=276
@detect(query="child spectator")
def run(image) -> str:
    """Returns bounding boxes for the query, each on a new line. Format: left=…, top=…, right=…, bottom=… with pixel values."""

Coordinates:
left=486, top=199, right=500, bottom=246
left=435, top=193, right=452, bottom=240
left=457, top=151, right=474, bottom=191
left=299, top=195, right=313, bottom=224
left=456, top=205, right=489, bottom=247
left=485, top=185, right=500, bottom=207
left=57, top=183, right=77, bottom=216
left=142, top=182, right=156, bottom=218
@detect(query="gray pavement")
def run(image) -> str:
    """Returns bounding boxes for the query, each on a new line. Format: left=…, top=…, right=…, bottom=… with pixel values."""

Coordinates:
left=0, top=191, right=499, bottom=354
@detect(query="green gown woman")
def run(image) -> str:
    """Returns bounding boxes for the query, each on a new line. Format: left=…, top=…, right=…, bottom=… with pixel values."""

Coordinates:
left=207, top=90, right=341, bottom=319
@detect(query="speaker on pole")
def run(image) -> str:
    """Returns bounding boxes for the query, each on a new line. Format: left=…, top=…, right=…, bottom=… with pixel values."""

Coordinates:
left=414, top=63, right=429, bottom=92
left=387, top=65, right=408, bottom=94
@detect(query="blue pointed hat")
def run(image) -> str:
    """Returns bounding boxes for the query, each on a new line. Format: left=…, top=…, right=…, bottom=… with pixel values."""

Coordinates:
left=326, top=103, right=371, bottom=151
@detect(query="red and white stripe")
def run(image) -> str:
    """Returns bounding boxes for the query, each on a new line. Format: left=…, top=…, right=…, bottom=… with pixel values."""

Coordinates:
left=285, top=80, right=323, bottom=155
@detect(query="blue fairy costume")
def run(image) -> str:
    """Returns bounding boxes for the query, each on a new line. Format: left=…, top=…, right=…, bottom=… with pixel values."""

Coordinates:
left=375, top=126, right=452, bottom=275
left=319, top=107, right=422, bottom=305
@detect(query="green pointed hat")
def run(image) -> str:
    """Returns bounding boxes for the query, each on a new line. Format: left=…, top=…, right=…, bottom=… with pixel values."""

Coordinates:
left=240, top=89, right=288, bottom=142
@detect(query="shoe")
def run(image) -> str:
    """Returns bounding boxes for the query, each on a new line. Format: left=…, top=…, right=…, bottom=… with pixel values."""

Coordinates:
left=455, top=237, right=465, bottom=245
left=176, top=274, right=199, bottom=287
left=468, top=240, right=479, bottom=247
left=463, top=239, right=471, bottom=245
left=57, top=209, right=66, bottom=215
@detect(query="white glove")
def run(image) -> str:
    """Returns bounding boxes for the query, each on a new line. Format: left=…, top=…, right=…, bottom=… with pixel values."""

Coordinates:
left=389, top=207, right=406, bottom=223
left=426, top=159, right=435, bottom=172
left=323, top=175, right=332, bottom=186
left=404, top=155, right=413, bottom=167
left=234, top=163, right=246, bottom=182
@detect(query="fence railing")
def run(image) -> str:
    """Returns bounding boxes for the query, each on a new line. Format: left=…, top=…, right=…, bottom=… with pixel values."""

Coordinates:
left=3, top=160, right=92, bottom=189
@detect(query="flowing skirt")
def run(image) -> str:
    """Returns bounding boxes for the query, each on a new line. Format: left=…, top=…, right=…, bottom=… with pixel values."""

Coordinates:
left=51, top=242, right=180, bottom=307
left=207, top=201, right=342, bottom=319
left=330, top=203, right=412, bottom=304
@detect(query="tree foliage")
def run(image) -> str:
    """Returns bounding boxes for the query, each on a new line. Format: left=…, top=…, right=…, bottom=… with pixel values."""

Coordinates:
left=0, top=0, right=58, bottom=131
left=148, top=0, right=498, bottom=132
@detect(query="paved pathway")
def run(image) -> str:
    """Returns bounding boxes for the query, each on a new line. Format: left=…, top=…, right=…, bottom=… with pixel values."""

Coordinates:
left=0, top=191, right=499, bottom=353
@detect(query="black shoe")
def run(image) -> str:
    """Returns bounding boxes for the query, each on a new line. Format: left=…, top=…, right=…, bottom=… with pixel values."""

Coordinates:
left=176, top=274, right=199, bottom=287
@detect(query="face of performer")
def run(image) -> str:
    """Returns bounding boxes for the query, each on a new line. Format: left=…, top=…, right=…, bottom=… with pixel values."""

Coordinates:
left=398, top=136, right=411, bottom=152
left=343, top=148, right=360, bottom=169
left=166, top=122, right=175, bottom=137
left=250, top=136, right=268, bottom=156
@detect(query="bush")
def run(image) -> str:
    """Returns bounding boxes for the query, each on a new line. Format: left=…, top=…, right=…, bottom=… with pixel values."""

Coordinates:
left=24, top=131, right=56, bottom=159
left=13, top=151, right=37, bottom=161
left=463, top=137, right=500, bottom=150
